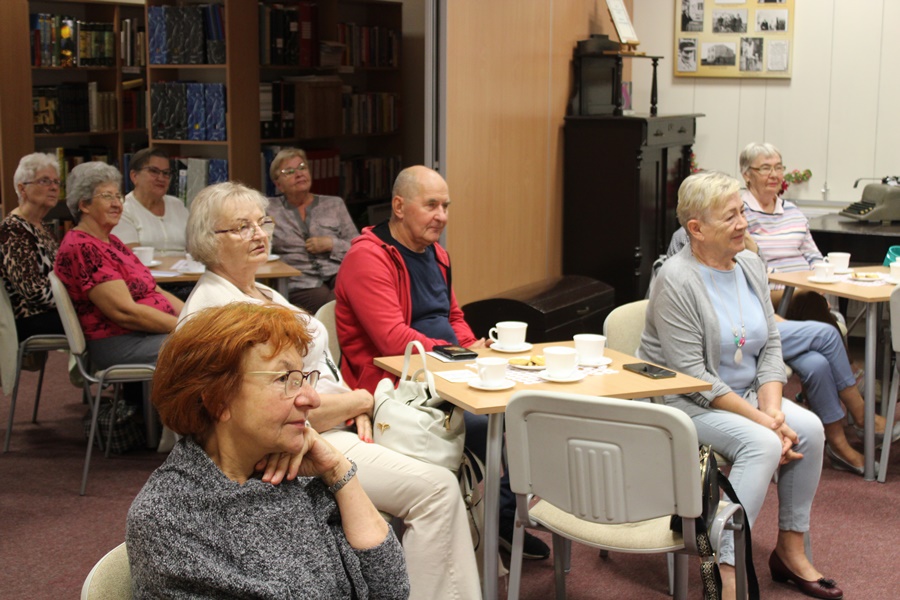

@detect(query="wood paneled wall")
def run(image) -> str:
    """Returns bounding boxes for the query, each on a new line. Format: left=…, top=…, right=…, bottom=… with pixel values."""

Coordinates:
left=445, top=0, right=629, bottom=306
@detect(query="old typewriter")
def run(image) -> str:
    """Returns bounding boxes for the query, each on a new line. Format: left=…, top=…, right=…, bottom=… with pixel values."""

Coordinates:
left=840, top=176, right=900, bottom=222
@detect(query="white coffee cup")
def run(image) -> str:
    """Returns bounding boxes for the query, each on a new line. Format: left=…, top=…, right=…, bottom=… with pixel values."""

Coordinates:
left=890, top=261, right=900, bottom=282
left=543, top=346, right=578, bottom=378
left=826, top=252, right=851, bottom=272
left=573, top=333, right=606, bottom=365
left=133, top=246, right=155, bottom=266
left=476, top=357, right=508, bottom=386
left=488, top=321, right=528, bottom=348
left=812, top=262, right=835, bottom=279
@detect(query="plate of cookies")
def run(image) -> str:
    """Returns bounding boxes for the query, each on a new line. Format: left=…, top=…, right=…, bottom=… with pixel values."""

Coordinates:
left=852, top=272, right=884, bottom=281
left=508, top=355, right=546, bottom=371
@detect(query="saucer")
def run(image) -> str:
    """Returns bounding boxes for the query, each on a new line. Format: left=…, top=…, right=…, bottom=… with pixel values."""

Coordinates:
left=267, top=254, right=280, bottom=262
left=467, top=378, right=515, bottom=391
left=834, top=268, right=854, bottom=274
left=886, top=277, right=900, bottom=285
left=808, top=275, right=839, bottom=284
left=538, top=370, right=587, bottom=383
left=491, top=342, right=533, bottom=353
left=509, top=362, right=545, bottom=372
left=579, top=356, right=613, bottom=367
left=145, top=260, right=162, bottom=268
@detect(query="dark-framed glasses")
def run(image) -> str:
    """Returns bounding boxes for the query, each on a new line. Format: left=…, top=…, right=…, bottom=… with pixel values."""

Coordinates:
left=23, top=177, right=61, bottom=187
left=748, top=164, right=786, bottom=176
left=140, top=166, right=174, bottom=178
left=92, top=191, right=123, bottom=202
left=247, top=370, right=321, bottom=397
left=214, top=216, right=276, bottom=240
left=279, top=163, right=308, bottom=177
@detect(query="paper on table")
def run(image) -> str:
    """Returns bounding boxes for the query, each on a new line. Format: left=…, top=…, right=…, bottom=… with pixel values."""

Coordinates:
left=435, top=369, right=478, bottom=383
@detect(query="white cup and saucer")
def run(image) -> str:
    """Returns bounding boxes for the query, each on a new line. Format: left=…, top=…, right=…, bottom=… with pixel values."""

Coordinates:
left=826, top=252, right=853, bottom=274
left=133, top=246, right=161, bottom=268
left=809, top=262, right=838, bottom=284
left=889, top=261, right=900, bottom=285
left=469, top=357, right=514, bottom=391
left=574, top=333, right=612, bottom=367
left=539, top=346, right=586, bottom=383
left=488, top=321, right=532, bottom=353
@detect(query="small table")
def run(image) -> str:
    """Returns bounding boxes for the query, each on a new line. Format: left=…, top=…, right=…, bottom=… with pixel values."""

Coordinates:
left=769, top=266, right=895, bottom=481
left=375, top=342, right=711, bottom=599
left=149, top=255, right=301, bottom=297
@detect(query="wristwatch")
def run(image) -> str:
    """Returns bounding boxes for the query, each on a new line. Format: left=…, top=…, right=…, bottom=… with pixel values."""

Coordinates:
left=327, top=459, right=357, bottom=494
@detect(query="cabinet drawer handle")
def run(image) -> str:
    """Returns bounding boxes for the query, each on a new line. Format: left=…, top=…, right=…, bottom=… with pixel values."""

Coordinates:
left=576, top=307, right=591, bottom=316
left=653, top=130, right=664, bottom=136
left=678, top=127, right=687, bottom=133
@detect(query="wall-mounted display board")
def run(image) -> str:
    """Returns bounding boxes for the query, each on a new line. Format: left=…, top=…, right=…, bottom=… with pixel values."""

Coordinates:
left=674, top=0, right=794, bottom=79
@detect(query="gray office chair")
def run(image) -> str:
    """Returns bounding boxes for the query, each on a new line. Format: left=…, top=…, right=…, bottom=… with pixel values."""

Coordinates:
left=48, top=272, right=156, bottom=495
left=505, top=390, right=749, bottom=600
left=81, top=542, right=131, bottom=600
left=1, top=277, right=69, bottom=452
left=314, top=299, right=341, bottom=367
left=878, top=285, right=900, bottom=482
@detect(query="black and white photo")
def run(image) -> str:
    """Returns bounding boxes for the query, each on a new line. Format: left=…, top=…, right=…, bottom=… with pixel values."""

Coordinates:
left=677, top=38, right=698, bottom=72
left=756, top=9, right=788, bottom=32
left=701, top=41, right=737, bottom=66
left=712, top=9, right=747, bottom=33
left=681, top=0, right=704, bottom=32
left=740, top=37, right=763, bottom=71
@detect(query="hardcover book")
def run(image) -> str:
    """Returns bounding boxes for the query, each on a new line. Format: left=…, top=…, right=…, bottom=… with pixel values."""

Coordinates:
left=205, top=83, right=226, bottom=141
left=148, top=6, right=167, bottom=64
left=149, top=82, right=168, bottom=138
left=163, top=6, right=185, bottom=64
left=208, top=159, right=228, bottom=184
left=183, top=6, right=205, bottom=64
left=164, top=82, right=188, bottom=140
left=186, top=83, right=206, bottom=141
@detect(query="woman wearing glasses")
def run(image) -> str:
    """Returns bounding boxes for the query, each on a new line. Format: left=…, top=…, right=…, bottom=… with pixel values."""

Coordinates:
left=266, top=148, right=359, bottom=313
left=179, top=181, right=480, bottom=599
left=53, top=161, right=183, bottom=373
left=0, top=153, right=65, bottom=342
left=127, top=302, right=409, bottom=599
left=111, top=147, right=189, bottom=255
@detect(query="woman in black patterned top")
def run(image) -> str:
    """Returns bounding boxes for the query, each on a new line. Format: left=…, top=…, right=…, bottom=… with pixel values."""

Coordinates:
left=0, top=153, right=64, bottom=341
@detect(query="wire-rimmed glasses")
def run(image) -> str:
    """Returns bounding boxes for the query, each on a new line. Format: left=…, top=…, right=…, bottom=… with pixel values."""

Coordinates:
left=214, top=217, right=276, bottom=240
left=246, top=370, right=321, bottom=397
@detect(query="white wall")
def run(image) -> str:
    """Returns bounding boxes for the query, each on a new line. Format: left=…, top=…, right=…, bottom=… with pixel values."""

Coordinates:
left=631, top=0, right=900, bottom=204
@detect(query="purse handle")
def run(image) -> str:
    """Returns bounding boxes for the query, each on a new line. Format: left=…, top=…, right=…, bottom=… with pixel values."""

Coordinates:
left=399, top=340, right=439, bottom=400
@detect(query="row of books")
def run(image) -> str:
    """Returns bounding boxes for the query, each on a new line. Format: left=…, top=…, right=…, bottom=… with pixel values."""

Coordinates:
left=341, top=155, right=402, bottom=201
left=30, top=14, right=114, bottom=68
left=40, top=146, right=114, bottom=200
left=121, top=89, right=147, bottom=131
left=149, top=82, right=226, bottom=141
left=260, top=77, right=345, bottom=140
left=259, top=1, right=318, bottom=68
left=120, top=17, right=146, bottom=68
left=148, top=4, right=226, bottom=65
left=260, top=146, right=340, bottom=197
left=33, top=82, right=113, bottom=134
left=343, top=92, right=399, bottom=136
left=150, top=157, right=229, bottom=206
left=336, top=23, right=400, bottom=69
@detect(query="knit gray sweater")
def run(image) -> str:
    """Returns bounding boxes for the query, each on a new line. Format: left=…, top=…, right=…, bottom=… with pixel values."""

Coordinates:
left=126, top=437, right=410, bottom=599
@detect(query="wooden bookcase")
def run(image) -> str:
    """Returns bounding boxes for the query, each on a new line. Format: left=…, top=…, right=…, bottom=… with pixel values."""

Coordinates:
left=0, top=0, right=147, bottom=217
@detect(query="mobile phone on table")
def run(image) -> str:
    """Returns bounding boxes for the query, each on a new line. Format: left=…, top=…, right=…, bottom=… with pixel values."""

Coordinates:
left=432, top=344, right=478, bottom=361
left=623, top=362, right=677, bottom=379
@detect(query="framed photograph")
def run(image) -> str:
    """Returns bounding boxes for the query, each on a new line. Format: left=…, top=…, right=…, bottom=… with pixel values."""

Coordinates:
left=673, top=0, right=793, bottom=78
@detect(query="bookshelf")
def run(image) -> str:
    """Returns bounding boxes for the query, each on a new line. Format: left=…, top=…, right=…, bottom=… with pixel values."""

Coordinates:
left=0, top=0, right=147, bottom=215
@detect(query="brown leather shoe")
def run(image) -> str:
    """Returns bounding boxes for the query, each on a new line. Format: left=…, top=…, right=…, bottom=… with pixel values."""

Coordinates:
left=769, top=550, right=843, bottom=599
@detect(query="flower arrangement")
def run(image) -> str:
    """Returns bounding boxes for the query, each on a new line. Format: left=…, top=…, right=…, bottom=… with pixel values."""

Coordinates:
left=783, top=168, right=812, bottom=184
left=689, top=152, right=701, bottom=173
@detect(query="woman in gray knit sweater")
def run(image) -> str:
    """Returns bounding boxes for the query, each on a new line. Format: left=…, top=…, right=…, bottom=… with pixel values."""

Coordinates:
left=126, top=302, right=409, bottom=599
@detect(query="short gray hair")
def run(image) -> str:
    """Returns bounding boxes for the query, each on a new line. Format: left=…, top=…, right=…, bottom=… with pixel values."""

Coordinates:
left=14, top=153, right=59, bottom=203
left=676, top=171, right=742, bottom=227
left=739, top=142, right=782, bottom=177
left=66, top=162, right=122, bottom=224
left=269, top=148, right=308, bottom=189
left=186, top=182, right=269, bottom=267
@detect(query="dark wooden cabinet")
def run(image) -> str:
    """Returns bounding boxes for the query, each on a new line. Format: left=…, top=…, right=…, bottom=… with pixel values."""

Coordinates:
left=563, top=114, right=702, bottom=305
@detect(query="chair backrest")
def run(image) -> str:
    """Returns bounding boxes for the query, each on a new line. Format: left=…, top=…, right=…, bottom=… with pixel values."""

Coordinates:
left=314, top=299, right=341, bottom=366
left=892, top=285, right=900, bottom=353
left=81, top=542, right=132, bottom=600
left=0, top=279, right=20, bottom=395
left=48, top=271, right=87, bottom=356
left=505, top=390, right=702, bottom=524
left=603, top=299, right=649, bottom=355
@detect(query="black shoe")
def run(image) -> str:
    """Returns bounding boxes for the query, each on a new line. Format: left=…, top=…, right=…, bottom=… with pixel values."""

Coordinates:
left=499, top=519, right=550, bottom=560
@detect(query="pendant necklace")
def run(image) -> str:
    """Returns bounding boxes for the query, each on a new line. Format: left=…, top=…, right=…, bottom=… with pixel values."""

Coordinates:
left=705, top=266, right=746, bottom=364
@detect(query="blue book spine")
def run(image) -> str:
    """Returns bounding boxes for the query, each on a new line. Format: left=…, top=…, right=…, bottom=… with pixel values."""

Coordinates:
left=208, top=159, right=228, bottom=184
left=205, top=83, right=226, bottom=141
left=148, top=6, right=166, bottom=64
left=186, top=83, right=206, bottom=140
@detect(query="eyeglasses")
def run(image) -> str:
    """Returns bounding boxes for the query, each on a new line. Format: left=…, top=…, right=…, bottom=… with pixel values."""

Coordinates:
left=214, top=217, right=276, bottom=240
left=279, top=163, right=308, bottom=177
left=246, top=370, right=320, bottom=397
left=748, top=164, right=786, bottom=176
left=23, top=177, right=61, bottom=187
left=92, top=191, right=123, bottom=202
left=140, top=166, right=173, bottom=178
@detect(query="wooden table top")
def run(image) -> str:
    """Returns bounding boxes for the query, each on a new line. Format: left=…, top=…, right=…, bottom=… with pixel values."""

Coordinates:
left=148, top=255, right=301, bottom=283
left=767, top=265, right=894, bottom=303
left=375, top=342, right=712, bottom=415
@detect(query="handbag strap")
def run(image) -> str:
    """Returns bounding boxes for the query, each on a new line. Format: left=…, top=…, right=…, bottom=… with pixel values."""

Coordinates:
left=716, top=471, right=760, bottom=600
left=399, top=340, right=439, bottom=400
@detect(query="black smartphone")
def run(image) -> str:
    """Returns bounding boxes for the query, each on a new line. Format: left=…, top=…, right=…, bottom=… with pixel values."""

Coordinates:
left=623, top=362, right=677, bottom=379
left=432, top=344, right=478, bottom=361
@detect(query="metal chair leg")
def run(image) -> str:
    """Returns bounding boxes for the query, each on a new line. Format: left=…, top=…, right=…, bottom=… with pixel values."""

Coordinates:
left=81, top=382, right=105, bottom=496
left=4, top=349, right=26, bottom=453
left=31, top=359, right=48, bottom=423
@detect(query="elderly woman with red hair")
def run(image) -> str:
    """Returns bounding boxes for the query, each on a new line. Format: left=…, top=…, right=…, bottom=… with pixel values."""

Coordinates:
left=126, top=302, right=409, bottom=598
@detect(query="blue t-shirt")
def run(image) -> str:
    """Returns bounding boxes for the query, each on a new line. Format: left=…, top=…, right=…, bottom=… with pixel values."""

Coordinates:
left=390, top=240, right=459, bottom=344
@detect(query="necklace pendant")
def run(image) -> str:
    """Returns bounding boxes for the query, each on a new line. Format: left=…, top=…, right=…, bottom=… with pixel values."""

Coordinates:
left=734, top=347, right=743, bottom=364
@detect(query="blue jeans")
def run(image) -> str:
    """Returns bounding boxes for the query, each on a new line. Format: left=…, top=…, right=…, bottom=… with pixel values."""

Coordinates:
left=692, top=398, right=824, bottom=566
left=778, top=320, right=856, bottom=425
